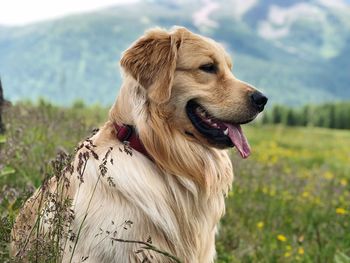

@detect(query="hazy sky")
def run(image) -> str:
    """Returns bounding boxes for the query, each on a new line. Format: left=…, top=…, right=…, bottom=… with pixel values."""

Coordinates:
left=0, top=0, right=139, bottom=26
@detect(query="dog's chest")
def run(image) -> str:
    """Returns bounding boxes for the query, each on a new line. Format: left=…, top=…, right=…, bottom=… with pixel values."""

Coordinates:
left=66, top=147, right=229, bottom=262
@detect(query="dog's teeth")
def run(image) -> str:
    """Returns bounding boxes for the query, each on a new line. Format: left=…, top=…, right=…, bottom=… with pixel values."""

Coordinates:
left=207, top=119, right=212, bottom=123
left=212, top=123, right=218, bottom=128
left=223, top=128, right=228, bottom=135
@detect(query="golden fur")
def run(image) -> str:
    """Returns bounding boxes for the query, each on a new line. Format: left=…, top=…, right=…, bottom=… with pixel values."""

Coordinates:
left=11, top=27, right=262, bottom=262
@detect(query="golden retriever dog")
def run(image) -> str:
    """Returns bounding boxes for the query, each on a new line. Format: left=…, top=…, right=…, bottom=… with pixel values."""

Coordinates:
left=11, top=27, right=267, bottom=262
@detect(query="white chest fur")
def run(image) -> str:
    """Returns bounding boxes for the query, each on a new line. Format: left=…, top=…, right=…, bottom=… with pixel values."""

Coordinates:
left=63, top=135, right=232, bottom=263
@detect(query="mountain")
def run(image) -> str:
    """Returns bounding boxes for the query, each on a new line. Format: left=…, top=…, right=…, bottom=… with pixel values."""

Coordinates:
left=1, top=0, right=350, bottom=106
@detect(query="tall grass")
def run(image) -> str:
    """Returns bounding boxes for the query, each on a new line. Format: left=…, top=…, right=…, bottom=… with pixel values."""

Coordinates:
left=0, top=101, right=107, bottom=262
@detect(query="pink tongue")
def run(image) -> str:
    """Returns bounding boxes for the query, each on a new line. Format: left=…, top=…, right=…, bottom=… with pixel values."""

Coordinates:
left=223, top=123, right=251, bottom=159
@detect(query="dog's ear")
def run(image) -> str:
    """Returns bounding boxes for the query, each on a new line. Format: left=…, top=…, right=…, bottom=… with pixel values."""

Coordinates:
left=120, top=29, right=181, bottom=104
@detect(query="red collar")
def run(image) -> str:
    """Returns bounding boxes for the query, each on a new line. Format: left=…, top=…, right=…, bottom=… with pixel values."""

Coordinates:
left=113, top=123, right=152, bottom=160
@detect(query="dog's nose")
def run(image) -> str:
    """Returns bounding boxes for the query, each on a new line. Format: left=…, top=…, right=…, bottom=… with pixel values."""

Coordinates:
left=250, top=91, right=268, bottom=112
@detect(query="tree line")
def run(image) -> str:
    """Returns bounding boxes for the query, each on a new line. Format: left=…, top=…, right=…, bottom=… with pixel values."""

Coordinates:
left=262, top=102, right=350, bottom=129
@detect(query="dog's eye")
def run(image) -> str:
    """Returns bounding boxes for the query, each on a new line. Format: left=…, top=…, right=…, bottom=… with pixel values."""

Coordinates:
left=199, top=63, right=217, bottom=74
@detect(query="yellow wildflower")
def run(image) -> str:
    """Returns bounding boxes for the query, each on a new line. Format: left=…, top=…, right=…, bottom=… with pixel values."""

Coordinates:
left=257, top=221, right=264, bottom=229
left=302, top=191, right=309, bottom=198
left=323, top=171, right=334, bottom=180
left=340, top=179, right=348, bottom=186
left=262, top=187, right=268, bottom=194
left=298, top=247, right=304, bottom=255
left=269, top=188, right=276, bottom=197
left=277, top=234, right=287, bottom=242
left=286, top=245, right=292, bottom=251
left=336, top=208, right=347, bottom=215
left=313, top=197, right=321, bottom=206
left=270, top=155, right=278, bottom=164
left=284, top=252, right=291, bottom=258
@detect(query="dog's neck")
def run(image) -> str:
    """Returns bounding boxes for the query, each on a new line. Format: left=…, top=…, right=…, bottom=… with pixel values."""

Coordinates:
left=109, top=77, right=233, bottom=193
left=113, top=122, right=152, bottom=160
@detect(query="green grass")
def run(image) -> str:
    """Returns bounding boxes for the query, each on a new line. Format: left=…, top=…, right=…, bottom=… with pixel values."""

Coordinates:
left=0, top=103, right=349, bottom=262
left=216, top=125, right=350, bottom=262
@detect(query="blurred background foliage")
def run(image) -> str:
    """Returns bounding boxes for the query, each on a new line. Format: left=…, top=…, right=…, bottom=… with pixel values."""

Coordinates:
left=262, top=101, right=350, bottom=129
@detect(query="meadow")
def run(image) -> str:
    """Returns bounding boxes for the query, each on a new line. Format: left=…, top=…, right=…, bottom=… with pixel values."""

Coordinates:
left=0, top=102, right=349, bottom=262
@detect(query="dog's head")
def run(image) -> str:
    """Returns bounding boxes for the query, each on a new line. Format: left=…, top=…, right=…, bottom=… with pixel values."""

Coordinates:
left=119, top=27, right=267, bottom=159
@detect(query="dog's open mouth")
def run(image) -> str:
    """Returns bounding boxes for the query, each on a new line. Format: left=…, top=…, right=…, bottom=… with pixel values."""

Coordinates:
left=186, top=100, right=251, bottom=158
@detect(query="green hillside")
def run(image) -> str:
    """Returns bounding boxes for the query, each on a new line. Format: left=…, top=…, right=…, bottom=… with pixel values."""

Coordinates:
left=1, top=0, right=350, bottom=105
